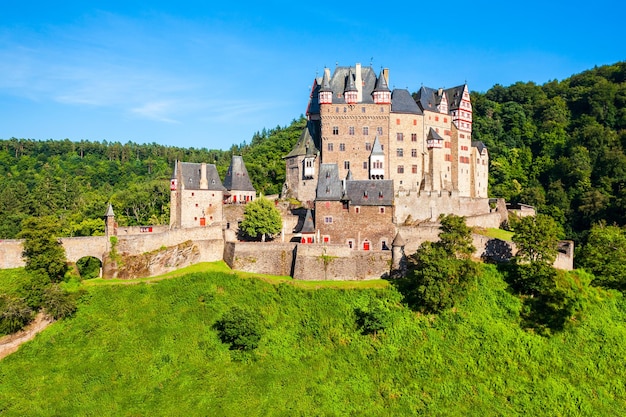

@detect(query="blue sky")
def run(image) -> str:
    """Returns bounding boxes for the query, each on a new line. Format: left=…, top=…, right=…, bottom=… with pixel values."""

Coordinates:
left=1, top=1, right=624, bottom=150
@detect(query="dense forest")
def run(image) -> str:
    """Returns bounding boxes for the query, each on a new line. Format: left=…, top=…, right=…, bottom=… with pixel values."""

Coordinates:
left=0, top=118, right=306, bottom=238
left=1, top=62, right=625, bottom=243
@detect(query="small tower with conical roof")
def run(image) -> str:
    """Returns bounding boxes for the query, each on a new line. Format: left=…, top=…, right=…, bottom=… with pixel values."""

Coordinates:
left=300, top=208, right=315, bottom=244
left=391, top=231, right=406, bottom=274
left=318, top=68, right=333, bottom=104
left=344, top=68, right=358, bottom=104
left=223, top=155, right=257, bottom=204
left=373, top=69, right=391, bottom=104
left=104, top=203, right=116, bottom=238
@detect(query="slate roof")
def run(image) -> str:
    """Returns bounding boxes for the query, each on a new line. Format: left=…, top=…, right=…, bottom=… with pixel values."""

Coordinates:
left=345, top=180, right=393, bottom=206
left=370, top=136, right=384, bottom=156
left=472, top=141, right=488, bottom=154
left=316, top=164, right=343, bottom=200
left=284, top=120, right=320, bottom=158
left=178, top=162, right=226, bottom=191
left=445, top=85, right=466, bottom=110
left=373, top=69, right=390, bottom=92
left=104, top=203, right=115, bottom=217
left=427, top=127, right=444, bottom=141
left=223, top=156, right=255, bottom=192
left=391, top=89, right=422, bottom=114
left=415, top=86, right=441, bottom=112
left=300, top=209, right=315, bottom=234
left=392, top=231, right=405, bottom=247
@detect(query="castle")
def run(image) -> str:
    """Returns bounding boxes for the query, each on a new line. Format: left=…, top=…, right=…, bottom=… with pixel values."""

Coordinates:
left=283, top=63, right=491, bottom=250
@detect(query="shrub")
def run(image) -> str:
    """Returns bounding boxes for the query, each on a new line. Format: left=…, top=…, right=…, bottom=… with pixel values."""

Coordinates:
left=41, top=284, right=79, bottom=320
left=215, top=306, right=263, bottom=351
left=0, top=295, right=34, bottom=334
left=355, top=299, right=391, bottom=336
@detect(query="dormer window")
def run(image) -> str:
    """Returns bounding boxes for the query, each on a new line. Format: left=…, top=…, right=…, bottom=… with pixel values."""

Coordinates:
left=379, top=191, right=383, bottom=199
left=364, top=191, right=368, bottom=199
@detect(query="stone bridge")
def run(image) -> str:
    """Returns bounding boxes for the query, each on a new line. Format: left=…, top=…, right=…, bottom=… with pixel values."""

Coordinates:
left=0, top=236, right=109, bottom=269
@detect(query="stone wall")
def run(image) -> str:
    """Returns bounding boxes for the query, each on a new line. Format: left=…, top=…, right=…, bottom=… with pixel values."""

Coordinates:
left=224, top=242, right=295, bottom=277
left=394, top=192, right=491, bottom=224
left=60, top=236, right=109, bottom=262
left=293, top=244, right=391, bottom=281
left=0, top=240, right=25, bottom=269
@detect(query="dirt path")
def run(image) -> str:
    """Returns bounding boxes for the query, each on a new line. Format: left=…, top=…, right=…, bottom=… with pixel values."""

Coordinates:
left=0, top=313, right=54, bottom=360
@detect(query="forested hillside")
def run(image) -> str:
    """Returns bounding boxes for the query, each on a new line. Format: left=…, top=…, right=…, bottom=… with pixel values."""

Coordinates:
left=472, top=61, right=626, bottom=237
left=0, top=117, right=306, bottom=238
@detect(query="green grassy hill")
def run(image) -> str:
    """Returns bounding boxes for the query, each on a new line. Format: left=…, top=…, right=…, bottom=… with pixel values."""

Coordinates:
left=1, top=263, right=625, bottom=416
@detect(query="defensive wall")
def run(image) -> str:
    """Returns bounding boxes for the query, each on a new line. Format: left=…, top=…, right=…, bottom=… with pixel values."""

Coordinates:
left=393, top=193, right=495, bottom=224
left=224, top=241, right=391, bottom=280
left=0, top=240, right=27, bottom=269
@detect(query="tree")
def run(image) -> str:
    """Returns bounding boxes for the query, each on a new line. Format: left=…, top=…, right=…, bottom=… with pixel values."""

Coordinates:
left=578, top=223, right=626, bottom=292
left=0, top=295, right=33, bottom=334
left=215, top=307, right=263, bottom=351
left=397, top=215, right=478, bottom=313
left=239, top=197, right=282, bottom=242
left=18, top=216, right=68, bottom=282
left=355, top=299, right=392, bottom=336
left=511, top=214, right=562, bottom=264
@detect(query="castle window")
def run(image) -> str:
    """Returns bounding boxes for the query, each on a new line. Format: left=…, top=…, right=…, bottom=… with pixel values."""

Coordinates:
left=191, top=192, right=195, bottom=196
left=435, top=116, right=439, bottom=121
left=333, top=126, right=339, bottom=135
left=344, top=107, right=347, bottom=112
left=396, top=119, right=400, bottom=125
left=413, top=119, right=417, bottom=125
left=355, top=207, right=360, bottom=214
left=363, top=126, right=369, bottom=135
left=397, top=165, right=404, bottom=174
left=379, top=207, right=385, bottom=214
left=445, top=154, right=452, bottom=162
left=324, top=216, right=333, bottom=224
left=365, top=142, right=371, bottom=151
left=411, top=149, right=417, bottom=157
left=412, top=165, right=418, bottom=174
left=411, top=133, right=417, bottom=142
left=328, top=143, right=334, bottom=151
left=444, top=118, right=448, bottom=123
left=361, top=107, right=366, bottom=113
left=342, top=201, right=349, bottom=210
left=396, top=148, right=404, bottom=157
left=379, top=191, right=383, bottom=199
left=323, top=236, right=330, bottom=243
left=445, top=142, right=451, bottom=149
left=336, top=107, right=339, bottom=112
left=348, top=239, right=354, bottom=249
left=349, top=127, right=355, bottom=135
left=363, top=161, right=368, bottom=169
left=195, top=203, right=199, bottom=207
left=364, top=191, right=368, bottom=199
left=339, top=143, right=345, bottom=151
left=396, top=133, right=403, bottom=141
left=377, top=127, right=383, bottom=135
left=344, top=161, right=350, bottom=170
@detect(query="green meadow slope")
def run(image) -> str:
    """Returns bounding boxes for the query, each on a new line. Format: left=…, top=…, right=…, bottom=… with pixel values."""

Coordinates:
left=1, top=264, right=625, bottom=416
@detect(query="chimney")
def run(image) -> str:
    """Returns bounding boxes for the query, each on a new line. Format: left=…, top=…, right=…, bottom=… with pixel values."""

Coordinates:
left=383, top=68, right=389, bottom=85
left=324, top=67, right=331, bottom=81
left=355, top=63, right=362, bottom=103
left=200, top=163, right=208, bottom=189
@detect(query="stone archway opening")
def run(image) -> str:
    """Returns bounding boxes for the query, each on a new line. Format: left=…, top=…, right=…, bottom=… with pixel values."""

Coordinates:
left=76, top=256, right=102, bottom=279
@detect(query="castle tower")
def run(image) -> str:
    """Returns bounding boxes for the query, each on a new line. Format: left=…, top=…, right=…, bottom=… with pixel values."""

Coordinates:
left=373, top=69, right=391, bottom=104
left=391, top=231, right=406, bottom=273
left=223, top=155, right=256, bottom=204
left=104, top=203, right=116, bottom=238
left=369, top=136, right=385, bottom=180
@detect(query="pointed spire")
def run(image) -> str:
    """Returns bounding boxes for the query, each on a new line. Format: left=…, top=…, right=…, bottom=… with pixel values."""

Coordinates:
left=374, top=69, right=390, bottom=92
left=300, top=209, right=315, bottom=234
left=320, top=68, right=332, bottom=91
left=370, top=136, right=384, bottom=156
left=392, top=231, right=405, bottom=247
left=344, top=68, right=358, bottom=92
left=345, top=170, right=353, bottom=181
left=104, top=203, right=115, bottom=217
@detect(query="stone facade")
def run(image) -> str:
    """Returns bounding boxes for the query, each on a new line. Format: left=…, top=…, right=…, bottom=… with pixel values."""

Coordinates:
left=283, top=62, right=492, bottom=251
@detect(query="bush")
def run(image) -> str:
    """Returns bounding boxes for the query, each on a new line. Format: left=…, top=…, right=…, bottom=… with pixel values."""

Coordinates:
left=355, top=299, right=391, bottom=336
left=215, top=306, right=263, bottom=351
left=0, top=295, right=34, bottom=334
left=41, top=284, right=79, bottom=320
